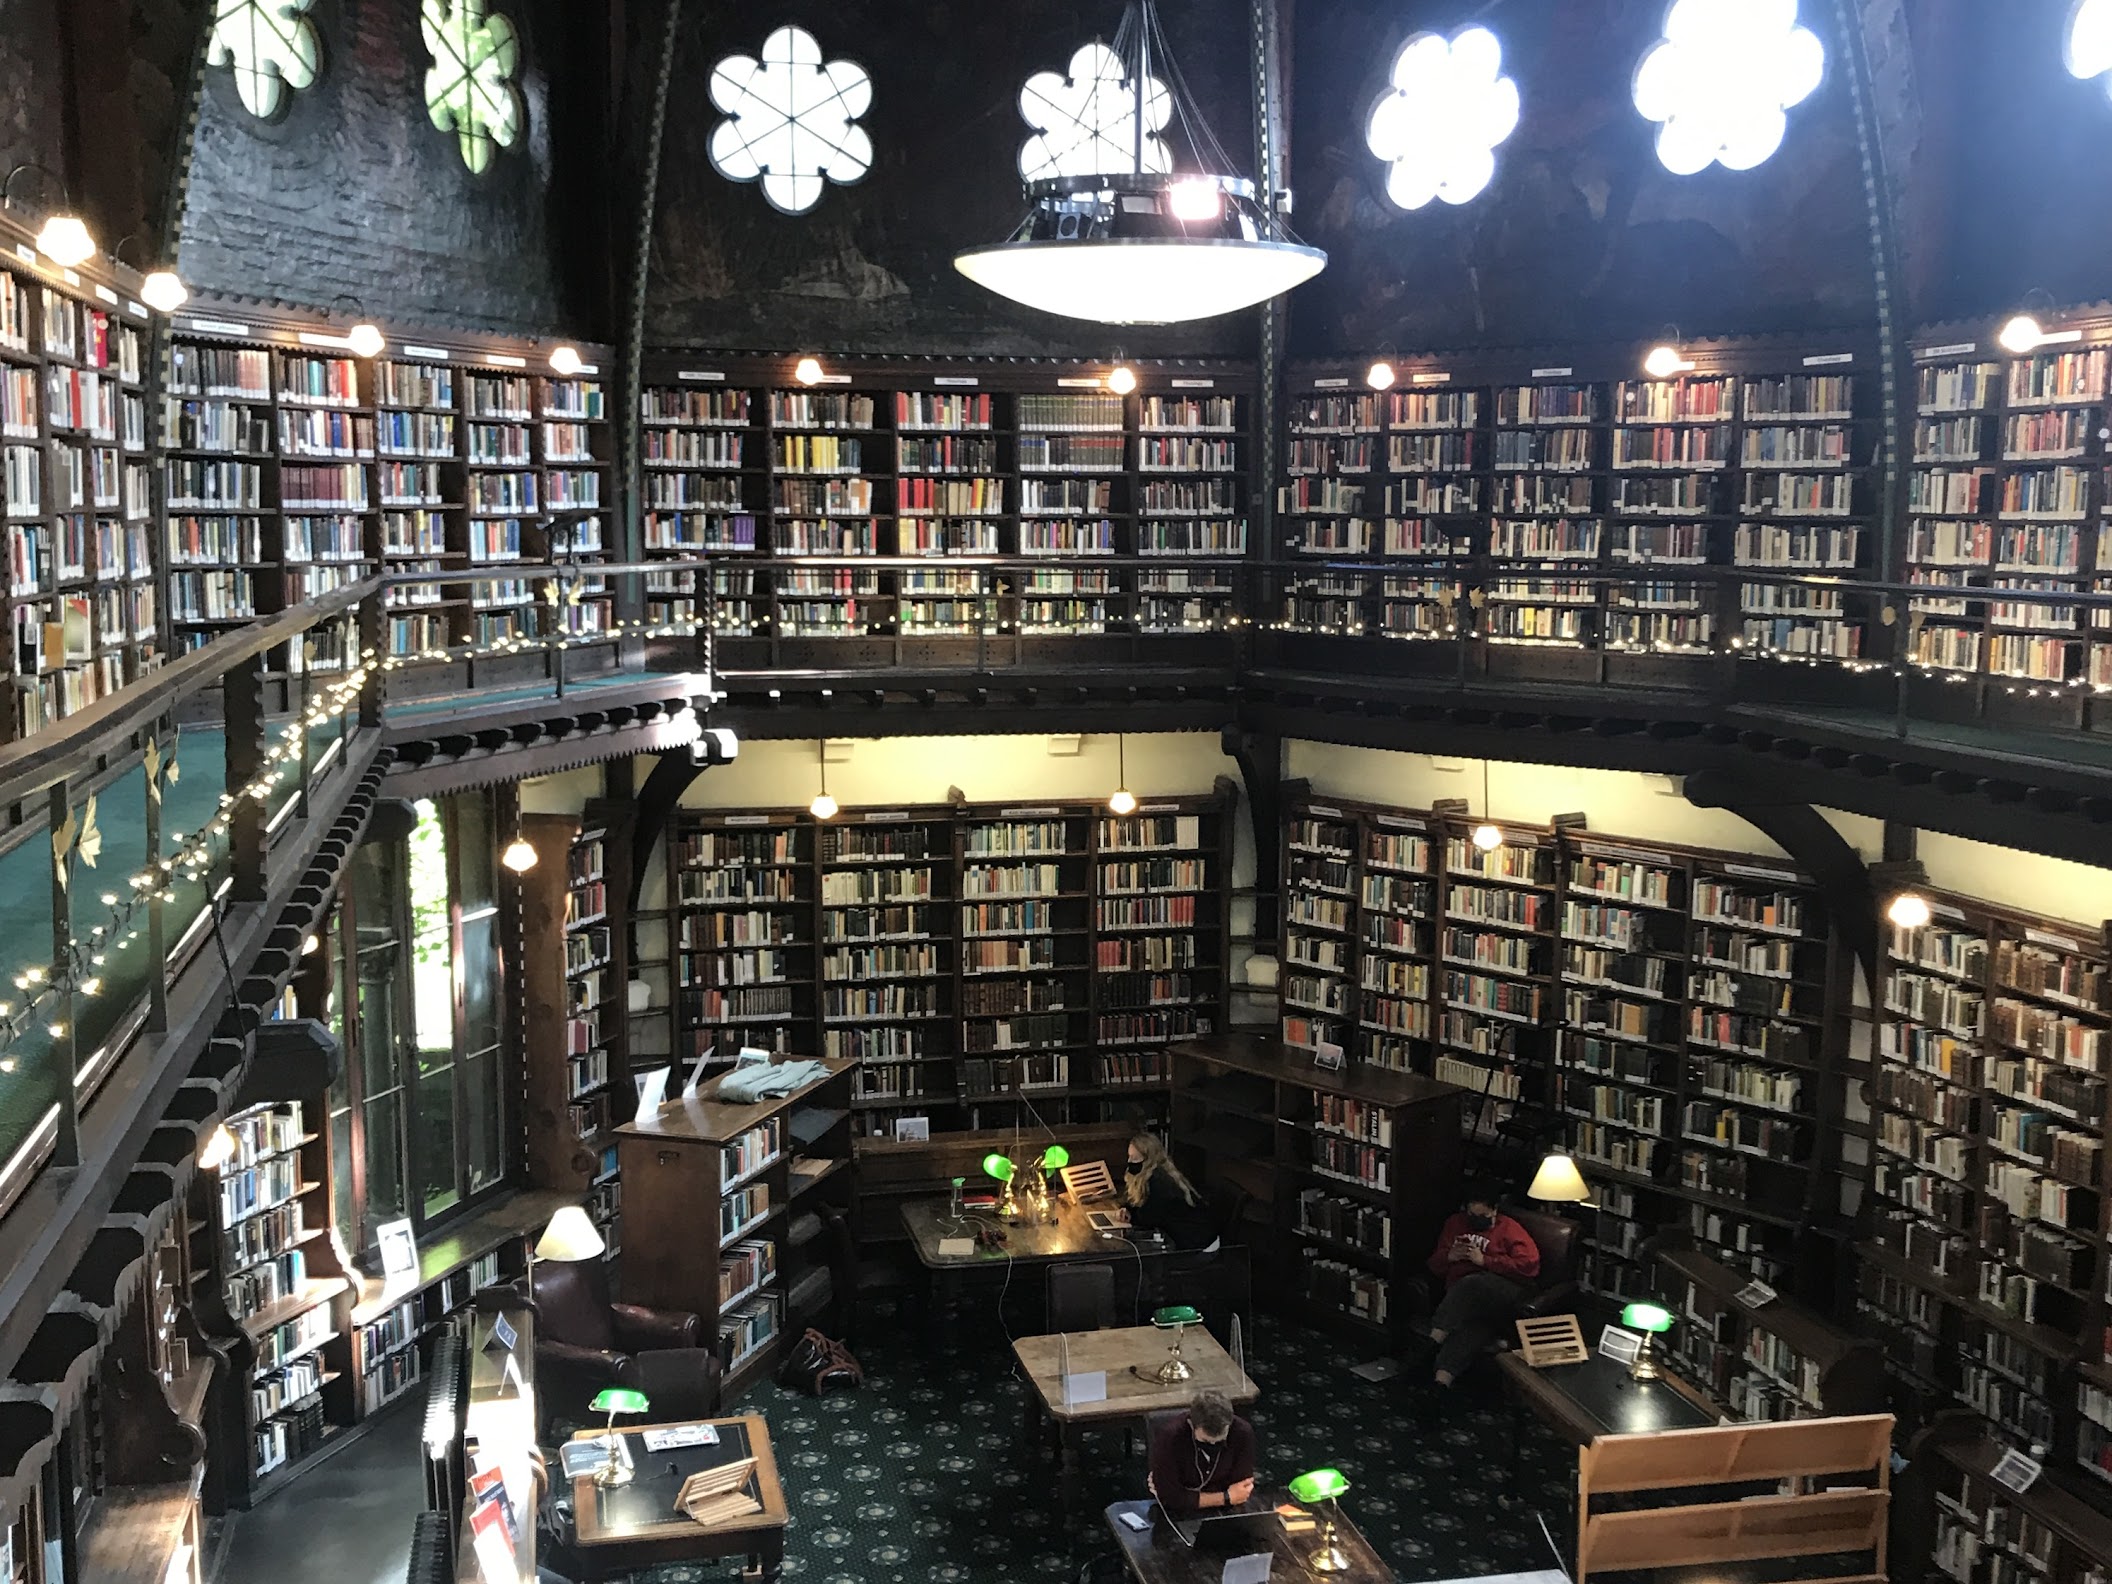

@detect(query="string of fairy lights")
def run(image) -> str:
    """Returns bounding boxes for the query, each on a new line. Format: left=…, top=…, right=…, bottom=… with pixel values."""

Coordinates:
left=0, top=664, right=371, bottom=1071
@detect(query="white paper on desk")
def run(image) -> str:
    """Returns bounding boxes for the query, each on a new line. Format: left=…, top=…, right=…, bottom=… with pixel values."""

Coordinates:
left=1222, top=1553, right=1272, bottom=1584
left=634, top=1065, right=670, bottom=1120
left=1596, top=1326, right=1643, bottom=1366
left=643, top=1423, right=721, bottom=1452
left=1063, top=1371, right=1107, bottom=1407
left=937, top=1236, right=975, bottom=1258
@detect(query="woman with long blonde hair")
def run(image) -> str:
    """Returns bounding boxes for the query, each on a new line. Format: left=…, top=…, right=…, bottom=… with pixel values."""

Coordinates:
left=1123, top=1132, right=1218, bottom=1250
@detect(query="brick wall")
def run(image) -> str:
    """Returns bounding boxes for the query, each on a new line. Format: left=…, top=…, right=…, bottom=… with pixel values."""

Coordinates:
left=176, top=0, right=605, bottom=338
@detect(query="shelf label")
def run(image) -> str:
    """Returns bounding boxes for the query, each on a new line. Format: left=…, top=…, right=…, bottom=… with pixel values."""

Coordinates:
left=1734, top=1279, right=1778, bottom=1308
left=1312, top=377, right=1351, bottom=389
left=573, top=363, right=602, bottom=377
left=1576, top=841, right=1672, bottom=865
left=1531, top=366, right=1574, bottom=378
left=485, top=353, right=529, bottom=368
left=677, top=369, right=727, bottom=382
left=61, top=269, right=79, bottom=287
left=184, top=317, right=252, bottom=337
left=1169, top=378, right=1216, bottom=389
left=124, top=301, right=147, bottom=320
left=11, top=244, right=32, bottom=265
left=2025, top=928, right=2080, bottom=952
left=1721, top=863, right=1800, bottom=883
left=1000, top=806, right=1062, bottom=817
left=92, top=284, right=117, bottom=305
left=1920, top=341, right=1977, bottom=359
left=1802, top=352, right=1855, bottom=367
left=1057, top=376, right=1103, bottom=389
left=298, top=330, right=355, bottom=350
left=1933, top=901, right=1966, bottom=923
left=1989, top=1447, right=2042, bottom=1494
left=932, top=375, right=980, bottom=387
left=1306, top=805, right=1344, bottom=818
left=816, top=372, right=853, bottom=384
left=1374, top=814, right=1425, bottom=831
left=1410, top=371, right=1452, bottom=384
left=402, top=344, right=450, bottom=361
left=722, top=814, right=772, bottom=826
left=863, top=810, right=910, bottom=822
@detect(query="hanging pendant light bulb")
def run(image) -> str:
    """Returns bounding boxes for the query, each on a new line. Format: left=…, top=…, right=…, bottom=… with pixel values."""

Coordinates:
left=500, top=835, right=538, bottom=873
left=1108, top=734, right=1138, bottom=816
left=1470, top=760, right=1502, bottom=851
left=810, top=739, right=838, bottom=821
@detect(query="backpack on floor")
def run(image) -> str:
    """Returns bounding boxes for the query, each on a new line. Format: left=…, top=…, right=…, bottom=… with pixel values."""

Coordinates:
left=776, top=1327, right=864, bottom=1395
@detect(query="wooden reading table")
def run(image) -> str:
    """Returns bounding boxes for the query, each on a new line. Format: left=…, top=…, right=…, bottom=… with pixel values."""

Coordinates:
left=1015, top=1324, right=1258, bottom=1509
left=1104, top=1495, right=1395, bottom=1583
left=564, top=1415, right=786, bottom=1582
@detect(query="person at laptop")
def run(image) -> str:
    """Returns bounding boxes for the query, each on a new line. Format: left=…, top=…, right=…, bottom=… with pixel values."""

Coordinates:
left=1146, top=1389, right=1256, bottom=1517
left=1124, top=1133, right=1218, bottom=1250
left=1425, top=1185, right=1541, bottom=1387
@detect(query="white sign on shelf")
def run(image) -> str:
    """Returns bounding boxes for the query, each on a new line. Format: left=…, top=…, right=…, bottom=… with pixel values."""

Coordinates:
left=1597, top=1326, right=1643, bottom=1366
left=1989, top=1447, right=2042, bottom=1494
left=1734, top=1279, right=1778, bottom=1309
left=1062, top=1370, right=1107, bottom=1407
left=376, top=1218, right=419, bottom=1288
left=893, top=1115, right=931, bottom=1143
left=634, top=1066, right=671, bottom=1120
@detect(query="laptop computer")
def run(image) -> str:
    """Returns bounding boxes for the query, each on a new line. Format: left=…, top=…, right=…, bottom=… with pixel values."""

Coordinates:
left=1158, top=1501, right=1281, bottom=1551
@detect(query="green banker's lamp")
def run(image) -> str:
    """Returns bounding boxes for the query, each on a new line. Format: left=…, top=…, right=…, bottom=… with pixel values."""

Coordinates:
left=982, top=1152, right=1019, bottom=1218
left=587, top=1387, right=649, bottom=1486
left=1029, top=1143, right=1070, bottom=1224
left=1288, top=1466, right=1353, bottom=1573
left=1621, top=1302, right=1674, bottom=1382
left=1147, top=1304, right=1201, bottom=1384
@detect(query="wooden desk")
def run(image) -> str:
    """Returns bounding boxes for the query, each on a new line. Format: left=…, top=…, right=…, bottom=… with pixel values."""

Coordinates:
left=1105, top=1495, right=1395, bottom=1583
left=565, top=1415, right=787, bottom=1583
left=1015, top=1324, right=1258, bottom=1509
left=901, top=1196, right=1109, bottom=1267
left=1494, top=1349, right=1721, bottom=1446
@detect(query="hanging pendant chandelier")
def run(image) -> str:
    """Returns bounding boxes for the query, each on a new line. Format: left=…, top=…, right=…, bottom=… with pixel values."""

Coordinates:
left=953, top=1, right=1325, bottom=325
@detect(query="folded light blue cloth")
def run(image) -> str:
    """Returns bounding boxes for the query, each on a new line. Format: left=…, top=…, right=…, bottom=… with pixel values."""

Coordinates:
left=717, top=1058, right=831, bottom=1103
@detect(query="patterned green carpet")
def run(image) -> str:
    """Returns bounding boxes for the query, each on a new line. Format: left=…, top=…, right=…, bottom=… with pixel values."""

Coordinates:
left=616, top=1309, right=1575, bottom=1584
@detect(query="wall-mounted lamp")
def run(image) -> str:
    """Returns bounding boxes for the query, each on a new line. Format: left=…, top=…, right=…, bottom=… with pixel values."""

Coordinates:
left=1106, top=364, right=1138, bottom=396
left=197, top=1122, right=238, bottom=1171
left=4, top=165, right=95, bottom=267
left=794, top=355, right=825, bottom=386
left=1365, top=361, right=1396, bottom=391
left=1642, top=343, right=1692, bottom=378
left=1871, top=858, right=1931, bottom=931
left=1470, top=761, right=1502, bottom=851
left=549, top=344, right=584, bottom=376
left=500, top=836, right=538, bottom=874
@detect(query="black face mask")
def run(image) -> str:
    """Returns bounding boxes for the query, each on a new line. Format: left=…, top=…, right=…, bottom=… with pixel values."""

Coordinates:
left=1465, top=1211, right=1494, bottom=1231
left=1125, top=1161, right=1143, bottom=1176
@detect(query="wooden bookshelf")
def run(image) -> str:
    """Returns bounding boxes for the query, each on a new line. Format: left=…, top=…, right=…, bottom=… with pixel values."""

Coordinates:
left=200, top=1088, right=356, bottom=1508
left=1168, top=1032, right=1463, bottom=1345
left=518, top=806, right=634, bottom=1260
left=1276, top=342, right=1875, bottom=671
left=1911, top=1419, right=2112, bottom=1584
left=0, top=229, right=158, bottom=738
left=1274, top=788, right=1840, bottom=1298
left=615, top=1057, right=856, bottom=1398
left=635, top=354, right=1254, bottom=660
left=668, top=788, right=1234, bottom=1141
left=1864, top=890, right=2112, bottom=1483
left=163, top=310, right=613, bottom=683
left=1652, top=1242, right=1885, bottom=1421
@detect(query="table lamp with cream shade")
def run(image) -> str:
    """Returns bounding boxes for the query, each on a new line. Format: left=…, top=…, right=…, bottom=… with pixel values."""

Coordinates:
left=535, top=1205, right=607, bottom=1265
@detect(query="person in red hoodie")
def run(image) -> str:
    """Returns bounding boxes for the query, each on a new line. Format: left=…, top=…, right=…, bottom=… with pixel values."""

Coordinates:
left=1425, top=1186, right=1541, bottom=1386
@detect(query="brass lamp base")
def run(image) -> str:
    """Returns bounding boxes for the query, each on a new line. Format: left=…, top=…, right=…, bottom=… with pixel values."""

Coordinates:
left=1311, top=1514, right=1352, bottom=1572
left=1629, top=1337, right=1661, bottom=1383
left=592, top=1442, right=634, bottom=1488
left=1150, top=1355, right=1195, bottom=1385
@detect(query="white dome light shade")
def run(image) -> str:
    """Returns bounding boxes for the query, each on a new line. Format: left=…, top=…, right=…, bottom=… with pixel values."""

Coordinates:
left=2068, top=0, right=2112, bottom=93
left=1633, top=0, right=1824, bottom=175
left=140, top=270, right=189, bottom=314
left=1019, top=41, right=1172, bottom=182
left=1998, top=315, right=2045, bottom=355
left=35, top=214, right=94, bottom=267
left=1365, top=26, right=1521, bottom=210
left=708, top=25, right=872, bottom=215
left=955, top=236, right=1325, bottom=325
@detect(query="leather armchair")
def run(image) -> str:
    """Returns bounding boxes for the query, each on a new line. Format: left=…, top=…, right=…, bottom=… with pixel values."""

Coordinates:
left=1507, top=1207, right=1582, bottom=1326
left=531, top=1257, right=712, bottom=1429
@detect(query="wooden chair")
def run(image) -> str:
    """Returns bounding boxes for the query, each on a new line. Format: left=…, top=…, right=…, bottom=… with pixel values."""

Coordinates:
left=817, top=1203, right=919, bottom=1347
left=1048, top=1263, right=1115, bottom=1333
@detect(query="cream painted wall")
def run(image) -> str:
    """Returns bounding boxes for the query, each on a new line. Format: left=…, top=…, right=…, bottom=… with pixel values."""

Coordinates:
left=1282, top=740, right=1791, bottom=857
left=1918, top=830, right=2112, bottom=928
